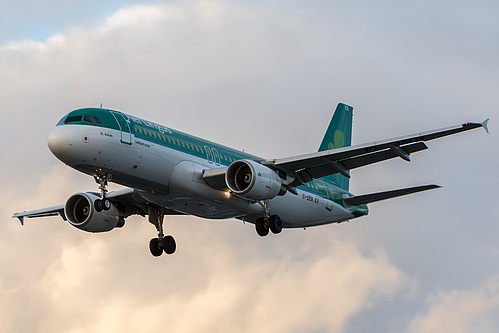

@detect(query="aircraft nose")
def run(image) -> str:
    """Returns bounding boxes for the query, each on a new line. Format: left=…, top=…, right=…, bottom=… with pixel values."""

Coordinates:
left=47, top=126, right=73, bottom=157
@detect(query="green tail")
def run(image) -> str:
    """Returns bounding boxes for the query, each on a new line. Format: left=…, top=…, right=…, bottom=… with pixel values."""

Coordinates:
left=318, top=103, right=353, bottom=191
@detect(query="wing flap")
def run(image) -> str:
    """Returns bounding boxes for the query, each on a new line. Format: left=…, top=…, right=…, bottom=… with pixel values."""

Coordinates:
left=293, top=142, right=428, bottom=186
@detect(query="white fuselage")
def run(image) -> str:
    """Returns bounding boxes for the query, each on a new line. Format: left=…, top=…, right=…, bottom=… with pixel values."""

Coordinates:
left=48, top=123, right=356, bottom=228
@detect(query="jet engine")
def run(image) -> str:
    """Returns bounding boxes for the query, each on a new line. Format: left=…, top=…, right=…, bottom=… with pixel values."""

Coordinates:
left=64, top=192, right=122, bottom=232
left=225, top=159, right=284, bottom=200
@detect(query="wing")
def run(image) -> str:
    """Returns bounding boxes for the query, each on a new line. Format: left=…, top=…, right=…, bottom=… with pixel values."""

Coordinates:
left=12, top=188, right=182, bottom=225
left=271, top=119, right=489, bottom=187
left=13, top=205, right=66, bottom=225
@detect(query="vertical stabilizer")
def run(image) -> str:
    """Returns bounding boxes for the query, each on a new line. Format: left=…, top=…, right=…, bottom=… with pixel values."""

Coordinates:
left=318, top=103, right=353, bottom=191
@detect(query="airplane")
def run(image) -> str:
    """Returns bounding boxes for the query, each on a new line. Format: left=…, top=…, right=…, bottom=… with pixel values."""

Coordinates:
left=13, top=103, right=489, bottom=257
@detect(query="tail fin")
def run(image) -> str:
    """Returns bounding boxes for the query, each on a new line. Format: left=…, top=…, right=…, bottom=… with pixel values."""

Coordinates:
left=318, top=103, right=353, bottom=191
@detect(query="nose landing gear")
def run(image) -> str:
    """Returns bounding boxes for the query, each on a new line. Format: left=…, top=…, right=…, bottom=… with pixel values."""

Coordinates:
left=93, top=174, right=112, bottom=212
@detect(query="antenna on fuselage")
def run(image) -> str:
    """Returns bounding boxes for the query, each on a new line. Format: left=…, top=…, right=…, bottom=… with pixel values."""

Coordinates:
left=100, top=103, right=103, bottom=108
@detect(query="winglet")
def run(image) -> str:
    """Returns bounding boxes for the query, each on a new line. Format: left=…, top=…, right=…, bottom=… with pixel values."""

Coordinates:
left=481, top=118, right=490, bottom=134
left=13, top=213, right=24, bottom=226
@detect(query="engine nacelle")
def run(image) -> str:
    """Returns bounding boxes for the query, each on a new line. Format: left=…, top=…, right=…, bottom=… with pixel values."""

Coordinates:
left=64, top=192, right=121, bottom=232
left=226, top=159, right=284, bottom=200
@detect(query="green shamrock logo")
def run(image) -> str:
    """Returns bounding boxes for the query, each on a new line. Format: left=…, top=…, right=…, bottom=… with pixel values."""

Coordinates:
left=327, top=130, right=345, bottom=150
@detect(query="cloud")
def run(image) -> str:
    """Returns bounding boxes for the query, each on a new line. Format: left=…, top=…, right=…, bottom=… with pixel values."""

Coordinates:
left=405, top=275, right=499, bottom=333
left=2, top=205, right=415, bottom=333
left=1, top=1, right=497, bottom=332
left=2, top=166, right=414, bottom=333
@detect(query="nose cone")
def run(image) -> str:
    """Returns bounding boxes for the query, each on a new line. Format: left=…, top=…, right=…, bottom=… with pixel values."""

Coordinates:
left=47, top=126, right=73, bottom=158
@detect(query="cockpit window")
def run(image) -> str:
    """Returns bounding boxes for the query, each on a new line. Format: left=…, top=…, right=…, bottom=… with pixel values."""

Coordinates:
left=92, top=116, right=103, bottom=125
left=61, top=113, right=104, bottom=126
left=64, top=115, right=82, bottom=123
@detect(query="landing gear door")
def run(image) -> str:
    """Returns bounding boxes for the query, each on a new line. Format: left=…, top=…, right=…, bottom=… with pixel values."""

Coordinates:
left=111, top=111, right=132, bottom=145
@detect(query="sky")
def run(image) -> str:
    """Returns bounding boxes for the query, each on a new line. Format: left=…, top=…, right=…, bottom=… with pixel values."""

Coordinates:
left=1, top=0, right=498, bottom=332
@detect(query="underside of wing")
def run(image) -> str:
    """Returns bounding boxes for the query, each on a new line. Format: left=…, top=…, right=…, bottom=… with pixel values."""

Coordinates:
left=12, top=188, right=184, bottom=226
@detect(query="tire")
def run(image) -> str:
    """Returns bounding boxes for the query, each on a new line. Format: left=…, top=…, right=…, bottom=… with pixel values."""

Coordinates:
left=162, top=235, right=176, bottom=255
left=149, top=238, right=163, bottom=257
left=95, top=199, right=104, bottom=212
left=103, top=199, right=111, bottom=210
left=269, top=215, right=282, bottom=234
left=255, top=217, right=269, bottom=237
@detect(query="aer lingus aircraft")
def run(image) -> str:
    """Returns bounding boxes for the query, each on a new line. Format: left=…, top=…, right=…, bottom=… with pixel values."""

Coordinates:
left=13, top=103, right=488, bottom=256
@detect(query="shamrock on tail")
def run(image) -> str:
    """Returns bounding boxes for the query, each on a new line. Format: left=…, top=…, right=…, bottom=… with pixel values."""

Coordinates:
left=327, top=130, right=345, bottom=150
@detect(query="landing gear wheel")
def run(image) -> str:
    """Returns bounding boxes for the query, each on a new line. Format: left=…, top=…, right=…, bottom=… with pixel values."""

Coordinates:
left=269, top=215, right=282, bottom=234
left=95, top=199, right=104, bottom=212
left=255, top=217, right=269, bottom=237
left=148, top=205, right=177, bottom=257
left=94, top=174, right=112, bottom=212
left=149, top=238, right=163, bottom=257
left=96, top=198, right=111, bottom=212
left=103, top=199, right=111, bottom=210
left=162, top=235, right=176, bottom=255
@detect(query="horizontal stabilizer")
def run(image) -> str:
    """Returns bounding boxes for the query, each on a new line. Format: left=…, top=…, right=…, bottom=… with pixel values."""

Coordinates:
left=343, top=184, right=441, bottom=206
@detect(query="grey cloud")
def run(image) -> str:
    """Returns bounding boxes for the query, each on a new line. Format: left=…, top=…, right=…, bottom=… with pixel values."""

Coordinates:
left=1, top=1, right=497, bottom=332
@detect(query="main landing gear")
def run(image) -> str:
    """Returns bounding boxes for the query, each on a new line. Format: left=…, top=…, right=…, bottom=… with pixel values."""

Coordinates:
left=93, top=173, right=175, bottom=257
left=255, top=201, right=282, bottom=237
left=148, top=205, right=176, bottom=257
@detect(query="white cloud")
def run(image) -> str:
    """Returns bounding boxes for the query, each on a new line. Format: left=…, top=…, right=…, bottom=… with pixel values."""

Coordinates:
left=405, top=275, right=499, bottom=333
left=2, top=214, right=415, bottom=333
left=103, top=4, right=177, bottom=30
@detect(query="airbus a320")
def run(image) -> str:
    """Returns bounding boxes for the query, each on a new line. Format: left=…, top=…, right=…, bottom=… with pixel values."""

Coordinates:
left=13, top=103, right=489, bottom=256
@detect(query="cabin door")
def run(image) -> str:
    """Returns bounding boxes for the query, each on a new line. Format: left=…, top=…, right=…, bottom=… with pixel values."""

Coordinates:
left=111, top=112, right=132, bottom=144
